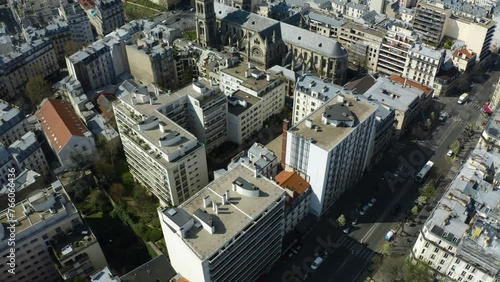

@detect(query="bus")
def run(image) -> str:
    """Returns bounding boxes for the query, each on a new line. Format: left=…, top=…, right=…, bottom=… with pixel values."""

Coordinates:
left=415, top=161, right=434, bottom=183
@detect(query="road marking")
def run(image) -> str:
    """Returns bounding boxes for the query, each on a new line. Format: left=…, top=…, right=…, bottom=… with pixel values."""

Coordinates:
left=436, top=120, right=458, bottom=147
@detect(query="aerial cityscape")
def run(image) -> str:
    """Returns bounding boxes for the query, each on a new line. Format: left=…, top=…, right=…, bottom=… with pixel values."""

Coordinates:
left=1, top=0, right=500, bottom=281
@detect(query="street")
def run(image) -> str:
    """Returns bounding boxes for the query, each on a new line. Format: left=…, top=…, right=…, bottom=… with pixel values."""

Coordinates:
left=153, top=10, right=195, bottom=32
left=265, top=59, right=499, bottom=282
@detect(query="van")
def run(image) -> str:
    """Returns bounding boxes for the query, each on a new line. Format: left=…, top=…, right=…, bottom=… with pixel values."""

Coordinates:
left=458, top=93, right=469, bottom=104
left=311, top=257, right=323, bottom=270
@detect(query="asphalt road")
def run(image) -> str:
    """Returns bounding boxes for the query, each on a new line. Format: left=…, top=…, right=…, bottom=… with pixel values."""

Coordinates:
left=0, top=5, right=19, bottom=34
left=154, top=10, right=196, bottom=31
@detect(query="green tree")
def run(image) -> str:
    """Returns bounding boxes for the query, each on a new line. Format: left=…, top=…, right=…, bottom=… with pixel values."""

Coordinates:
left=403, top=258, right=435, bottom=282
left=25, top=75, right=53, bottom=106
left=88, top=189, right=110, bottom=213
left=411, top=205, right=419, bottom=216
left=451, top=140, right=461, bottom=155
left=443, top=39, right=454, bottom=49
left=381, top=242, right=391, bottom=256
left=64, top=40, right=83, bottom=57
left=455, top=72, right=471, bottom=92
left=426, top=118, right=432, bottom=129
left=421, top=181, right=437, bottom=199
left=417, top=195, right=428, bottom=206
left=430, top=112, right=436, bottom=123
left=110, top=183, right=126, bottom=202
left=337, top=214, right=347, bottom=227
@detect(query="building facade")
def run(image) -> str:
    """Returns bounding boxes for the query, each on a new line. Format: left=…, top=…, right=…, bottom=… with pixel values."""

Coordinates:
left=285, top=94, right=377, bottom=216
left=159, top=164, right=286, bottom=282
left=403, top=44, right=445, bottom=88
left=0, top=101, right=29, bottom=147
left=8, top=131, right=50, bottom=177
left=114, top=81, right=209, bottom=206
left=59, top=0, right=94, bottom=46
left=412, top=1, right=451, bottom=46
left=85, top=0, right=125, bottom=38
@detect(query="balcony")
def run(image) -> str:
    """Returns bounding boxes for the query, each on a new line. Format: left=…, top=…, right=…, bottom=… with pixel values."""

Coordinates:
left=51, top=225, right=97, bottom=262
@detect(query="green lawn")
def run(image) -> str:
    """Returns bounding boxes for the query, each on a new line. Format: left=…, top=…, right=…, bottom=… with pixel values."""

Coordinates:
left=127, top=0, right=167, bottom=11
left=183, top=30, right=197, bottom=41
left=124, top=2, right=159, bottom=20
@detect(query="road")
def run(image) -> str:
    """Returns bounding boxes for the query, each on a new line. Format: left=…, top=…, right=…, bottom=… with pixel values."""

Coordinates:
left=153, top=10, right=195, bottom=32
left=0, top=5, right=19, bottom=34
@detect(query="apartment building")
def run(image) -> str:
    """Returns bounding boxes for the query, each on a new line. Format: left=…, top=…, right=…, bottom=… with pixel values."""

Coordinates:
left=307, top=11, right=345, bottom=39
left=0, top=101, right=28, bottom=147
left=114, top=81, right=209, bottom=206
left=23, top=17, right=72, bottom=68
left=0, top=143, right=19, bottom=186
left=452, top=47, right=477, bottom=72
left=365, top=99, right=395, bottom=169
left=0, top=182, right=108, bottom=282
left=400, top=8, right=415, bottom=22
left=220, top=63, right=286, bottom=121
left=247, top=142, right=279, bottom=178
left=83, top=0, right=125, bottom=38
left=0, top=39, right=58, bottom=98
left=159, top=164, right=286, bottom=282
left=59, top=0, right=94, bottom=46
left=344, top=2, right=369, bottom=20
left=16, top=0, right=60, bottom=26
left=404, top=44, right=445, bottom=88
left=377, top=27, right=416, bottom=76
left=36, top=99, right=96, bottom=169
left=489, top=77, right=500, bottom=112
left=337, top=22, right=386, bottom=73
left=227, top=90, right=263, bottom=144
left=126, top=41, right=180, bottom=91
left=8, top=131, right=50, bottom=177
left=412, top=1, right=452, bottom=46
left=292, top=74, right=343, bottom=124
left=285, top=94, right=377, bottom=216
left=411, top=143, right=500, bottom=282
left=482, top=107, right=500, bottom=147
left=54, top=76, right=91, bottom=122
left=275, top=170, right=312, bottom=234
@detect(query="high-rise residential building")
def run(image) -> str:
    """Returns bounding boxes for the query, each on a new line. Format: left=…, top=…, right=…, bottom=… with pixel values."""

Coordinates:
left=0, top=39, right=58, bottom=98
left=0, top=182, right=108, bottom=282
left=220, top=63, right=286, bottom=122
left=412, top=1, right=452, bottom=46
left=227, top=91, right=263, bottom=145
left=284, top=94, right=377, bottom=216
left=403, top=43, right=445, bottom=88
left=113, top=80, right=210, bottom=206
left=126, top=41, right=180, bottom=90
left=36, top=99, right=96, bottom=169
left=7, top=131, right=50, bottom=177
left=83, top=0, right=125, bottom=38
left=377, top=28, right=416, bottom=76
left=159, top=163, right=286, bottom=282
left=0, top=101, right=29, bottom=147
left=411, top=143, right=500, bottom=282
left=59, top=0, right=94, bottom=46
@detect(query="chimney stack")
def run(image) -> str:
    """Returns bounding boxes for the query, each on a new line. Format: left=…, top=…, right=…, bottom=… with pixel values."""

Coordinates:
left=266, top=74, right=271, bottom=81
left=203, top=196, right=211, bottom=208
left=221, top=193, right=227, bottom=205
left=214, top=202, right=219, bottom=214
left=225, top=190, right=230, bottom=203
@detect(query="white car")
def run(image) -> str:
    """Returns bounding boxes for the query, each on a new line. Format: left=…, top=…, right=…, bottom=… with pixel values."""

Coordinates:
left=447, top=150, right=453, bottom=157
left=311, top=257, right=323, bottom=270
left=343, top=227, right=351, bottom=234
left=368, top=198, right=377, bottom=207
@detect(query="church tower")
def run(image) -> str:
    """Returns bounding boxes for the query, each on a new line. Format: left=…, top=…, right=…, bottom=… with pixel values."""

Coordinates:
left=195, top=0, right=217, bottom=47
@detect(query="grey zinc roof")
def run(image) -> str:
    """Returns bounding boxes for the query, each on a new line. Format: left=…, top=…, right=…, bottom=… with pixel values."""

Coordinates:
left=346, top=2, right=368, bottom=11
left=280, top=24, right=348, bottom=58
left=308, top=12, right=346, bottom=28
left=323, top=104, right=355, bottom=121
left=214, top=2, right=278, bottom=32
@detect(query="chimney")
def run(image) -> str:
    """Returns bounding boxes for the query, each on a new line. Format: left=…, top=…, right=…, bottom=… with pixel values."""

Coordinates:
left=149, top=97, right=153, bottom=105
left=281, top=119, right=290, bottom=169
left=221, top=193, right=226, bottom=205
left=232, top=182, right=237, bottom=191
left=245, top=71, right=249, bottom=78
left=203, top=196, right=211, bottom=208
left=266, top=74, right=271, bottom=81
left=225, top=190, right=230, bottom=203
left=214, top=202, right=219, bottom=214
left=131, top=96, right=136, bottom=105
left=248, top=62, right=252, bottom=69
left=254, top=169, right=259, bottom=178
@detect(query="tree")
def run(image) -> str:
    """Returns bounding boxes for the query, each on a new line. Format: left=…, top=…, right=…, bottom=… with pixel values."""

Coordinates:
left=426, top=118, right=432, bottom=129
left=411, top=205, right=419, bottom=216
left=451, top=140, right=461, bottom=155
left=417, top=195, right=428, bottom=207
left=455, top=72, right=472, bottom=92
left=403, top=258, right=435, bottom=282
left=443, top=39, right=454, bottom=49
left=25, top=75, right=53, bottom=106
left=381, top=242, right=391, bottom=256
left=421, top=181, right=437, bottom=199
left=64, top=40, right=83, bottom=57
left=430, top=112, right=436, bottom=123
left=110, top=183, right=126, bottom=202
left=337, top=214, right=347, bottom=227
left=88, top=189, right=110, bottom=213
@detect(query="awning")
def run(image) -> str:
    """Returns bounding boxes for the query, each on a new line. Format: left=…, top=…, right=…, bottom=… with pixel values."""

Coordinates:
left=484, top=103, right=493, bottom=115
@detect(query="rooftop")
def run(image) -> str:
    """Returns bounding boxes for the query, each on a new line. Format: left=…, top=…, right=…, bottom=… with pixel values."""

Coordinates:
left=453, top=47, right=476, bottom=60
left=275, top=170, right=310, bottom=196
left=0, top=100, right=24, bottom=136
left=227, top=90, right=261, bottom=116
left=120, top=254, right=176, bottom=282
left=8, top=131, right=39, bottom=161
left=290, top=94, right=376, bottom=150
left=161, top=164, right=284, bottom=260
left=410, top=43, right=444, bottom=60
left=424, top=144, right=500, bottom=276
left=308, top=11, right=346, bottom=28
left=344, top=74, right=377, bottom=94
left=363, top=77, right=424, bottom=112
left=36, top=99, right=91, bottom=153
left=221, top=63, right=280, bottom=93
left=295, top=74, right=343, bottom=100
left=389, top=74, right=433, bottom=96
left=247, top=142, right=277, bottom=171
left=484, top=110, right=500, bottom=140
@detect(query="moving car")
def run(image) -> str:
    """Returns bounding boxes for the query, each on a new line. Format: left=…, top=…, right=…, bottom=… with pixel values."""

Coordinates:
left=311, top=257, right=323, bottom=270
left=458, top=93, right=469, bottom=104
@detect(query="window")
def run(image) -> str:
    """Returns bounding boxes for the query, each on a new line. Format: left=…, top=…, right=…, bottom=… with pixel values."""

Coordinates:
left=455, top=259, right=461, bottom=264
left=437, top=266, right=442, bottom=271
left=440, top=259, right=445, bottom=265
left=425, top=242, right=430, bottom=247
left=431, top=254, right=436, bottom=259
left=444, top=253, right=449, bottom=258
left=434, top=247, right=439, bottom=253
left=461, top=271, right=466, bottom=276
left=468, top=275, right=473, bottom=280
left=448, top=271, right=453, bottom=277
left=465, top=264, right=471, bottom=270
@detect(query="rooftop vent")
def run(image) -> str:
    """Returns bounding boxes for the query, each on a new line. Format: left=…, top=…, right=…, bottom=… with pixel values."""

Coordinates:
left=305, top=119, right=313, bottom=129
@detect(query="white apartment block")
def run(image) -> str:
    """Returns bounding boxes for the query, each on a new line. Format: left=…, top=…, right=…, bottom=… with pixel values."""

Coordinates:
left=0, top=101, right=28, bottom=147
left=400, top=8, right=415, bottom=23
left=285, top=94, right=377, bottom=216
left=227, top=90, right=263, bottom=145
left=344, top=2, right=368, bottom=20
left=0, top=183, right=108, bottom=282
left=377, top=28, right=416, bottom=77
left=0, top=39, right=58, bottom=98
left=85, top=0, right=125, bottom=37
left=307, top=12, right=345, bottom=39
left=411, top=144, right=500, bottom=282
left=8, top=131, right=50, bottom=177
left=226, top=142, right=279, bottom=180
left=59, top=0, right=94, bottom=46
left=292, top=74, right=343, bottom=125
left=114, top=81, right=209, bottom=206
left=403, top=44, right=445, bottom=88
left=159, top=164, right=286, bottom=282
left=220, top=63, right=286, bottom=123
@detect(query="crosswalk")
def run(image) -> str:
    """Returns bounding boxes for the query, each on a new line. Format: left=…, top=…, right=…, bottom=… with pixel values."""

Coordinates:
left=335, top=235, right=376, bottom=262
left=467, top=100, right=482, bottom=110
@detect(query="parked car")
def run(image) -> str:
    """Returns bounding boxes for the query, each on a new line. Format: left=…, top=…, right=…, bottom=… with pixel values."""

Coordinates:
left=391, top=205, right=401, bottom=215
left=311, top=257, right=324, bottom=270
left=368, top=198, right=377, bottom=207
left=439, top=112, right=448, bottom=121
left=447, top=150, right=453, bottom=157
left=385, top=229, right=396, bottom=241
left=359, top=204, right=370, bottom=215
left=352, top=217, right=359, bottom=225
left=343, top=226, right=351, bottom=234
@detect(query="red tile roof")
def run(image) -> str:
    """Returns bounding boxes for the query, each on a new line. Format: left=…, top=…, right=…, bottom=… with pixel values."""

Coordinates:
left=389, top=75, right=433, bottom=96
left=453, top=48, right=476, bottom=60
left=275, top=171, right=310, bottom=197
left=36, top=99, right=89, bottom=153
left=79, top=0, right=94, bottom=10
